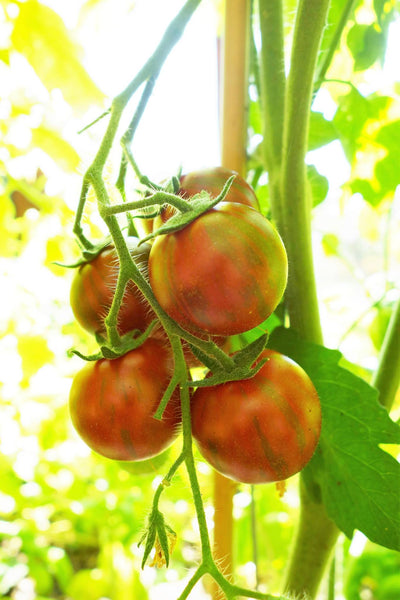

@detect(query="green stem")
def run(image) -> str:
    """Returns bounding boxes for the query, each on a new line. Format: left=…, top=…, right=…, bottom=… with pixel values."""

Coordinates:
left=101, top=190, right=192, bottom=217
left=116, top=75, right=157, bottom=195
left=282, top=480, right=339, bottom=599
left=273, top=0, right=334, bottom=598
left=75, top=0, right=202, bottom=237
left=371, top=296, right=400, bottom=410
left=258, top=0, right=286, bottom=173
left=314, top=0, right=356, bottom=96
left=279, top=0, right=330, bottom=344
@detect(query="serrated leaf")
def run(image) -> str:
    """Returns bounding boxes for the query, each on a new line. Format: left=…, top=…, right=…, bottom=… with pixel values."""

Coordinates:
left=11, top=0, right=104, bottom=111
left=268, top=327, right=400, bottom=551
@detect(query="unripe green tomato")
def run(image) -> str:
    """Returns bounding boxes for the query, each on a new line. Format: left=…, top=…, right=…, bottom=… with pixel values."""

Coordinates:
left=191, top=349, right=322, bottom=484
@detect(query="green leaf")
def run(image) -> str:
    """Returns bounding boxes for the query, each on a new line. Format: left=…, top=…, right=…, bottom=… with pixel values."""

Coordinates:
left=268, top=327, right=400, bottom=551
left=31, top=127, right=81, bottom=171
left=308, top=112, right=338, bottom=151
left=11, top=0, right=104, bottom=111
left=350, top=178, right=382, bottom=207
left=0, top=49, right=10, bottom=65
left=307, top=164, right=329, bottom=207
left=374, top=154, right=400, bottom=197
left=333, top=88, right=370, bottom=162
left=347, top=24, right=385, bottom=71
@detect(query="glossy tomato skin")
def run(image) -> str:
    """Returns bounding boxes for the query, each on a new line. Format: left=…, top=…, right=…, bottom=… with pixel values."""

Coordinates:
left=191, top=349, right=321, bottom=484
left=151, top=167, right=260, bottom=231
left=149, top=202, right=288, bottom=336
left=179, top=167, right=259, bottom=210
left=70, top=238, right=155, bottom=336
left=69, top=338, right=181, bottom=461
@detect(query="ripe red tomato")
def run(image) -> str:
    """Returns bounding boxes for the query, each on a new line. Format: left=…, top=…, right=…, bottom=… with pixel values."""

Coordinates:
left=70, top=238, right=155, bottom=336
left=148, top=202, right=288, bottom=336
left=141, top=167, right=260, bottom=235
left=179, top=167, right=260, bottom=210
left=190, top=349, right=321, bottom=484
left=69, top=338, right=181, bottom=461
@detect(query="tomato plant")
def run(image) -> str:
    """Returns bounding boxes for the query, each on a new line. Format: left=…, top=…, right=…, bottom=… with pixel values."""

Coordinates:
left=190, top=349, right=321, bottom=484
left=149, top=201, right=288, bottom=336
left=70, top=238, right=155, bottom=336
left=69, top=338, right=181, bottom=461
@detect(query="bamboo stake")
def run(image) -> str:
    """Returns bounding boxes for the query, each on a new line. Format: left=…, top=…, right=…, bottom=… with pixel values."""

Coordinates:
left=213, top=1, right=250, bottom=598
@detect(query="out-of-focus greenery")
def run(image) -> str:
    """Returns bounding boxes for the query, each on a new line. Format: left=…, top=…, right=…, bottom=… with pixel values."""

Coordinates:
left=0, top=0, right=399, bottom=599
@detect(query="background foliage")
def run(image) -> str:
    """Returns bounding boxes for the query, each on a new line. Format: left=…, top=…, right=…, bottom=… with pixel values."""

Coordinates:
left=0, top=0, right=399, bottom=598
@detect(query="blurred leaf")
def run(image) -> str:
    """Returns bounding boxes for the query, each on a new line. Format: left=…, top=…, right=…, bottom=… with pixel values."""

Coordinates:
left=375, top=119, right=400, bottom=150
left=308, top=112, right=338, bottom=150
left=307, top=164, right=329, bottom=207
left=66, top=569, right=110, bottom=600
left=321, top=233, right=340, bottom=256
left=350, top=178, right=382, bottom=207
left=269, top=327, right=400, bottom=551
left=31, top=128, right=81, bottom=171
left=0, top=194, right=19, bottom=256
left=375, top=154, right=400, bottom=197
left=344, top=546, right=400, bottom=600
left=17, top=335, right=55, bottom=386
left=347, top=24, right=385, bottom=71
left=11, top=0, right=104, bottom=112
left=0, top=48, right=10, bottom=65
left=369, top=305, right=393, bottom=351
left=316, top=0, right=359, bottom=78
left=333, top=88, right=369, bottom=161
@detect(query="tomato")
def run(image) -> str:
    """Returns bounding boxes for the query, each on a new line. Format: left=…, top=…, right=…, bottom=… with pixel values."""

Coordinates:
left=69, top=338, right=181, bottom=461
left=190, top=349, right=321, bottom=484
left=179, top=167, right=260, bottom=210
left=70, top=238, right=155, bottom=336
left=140, top=167, right=260, bottom=235
left=148, top=202, right=288, bottom=336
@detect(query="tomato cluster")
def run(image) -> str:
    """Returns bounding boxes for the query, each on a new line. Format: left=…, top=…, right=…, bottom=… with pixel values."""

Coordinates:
left=68, top=168, right=321, bottom=482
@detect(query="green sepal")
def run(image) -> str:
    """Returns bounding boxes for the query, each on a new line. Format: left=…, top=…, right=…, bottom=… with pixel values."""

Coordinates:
left=139, top=175, right=235, bottom=244
left=139, top=519, right=157, bottom=569
left=54, top=237, right=111, bottom=269
left=189, top=357, right=267, bottom=388
left=188, top=333, right=268, bottom=387
left=68, top=319, right=159, bottom=362
left=232, top=333, right=268, bottom=367
left=186, top=342, right=227, bottom=373
left=156, top=514, right=170, bottom=567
